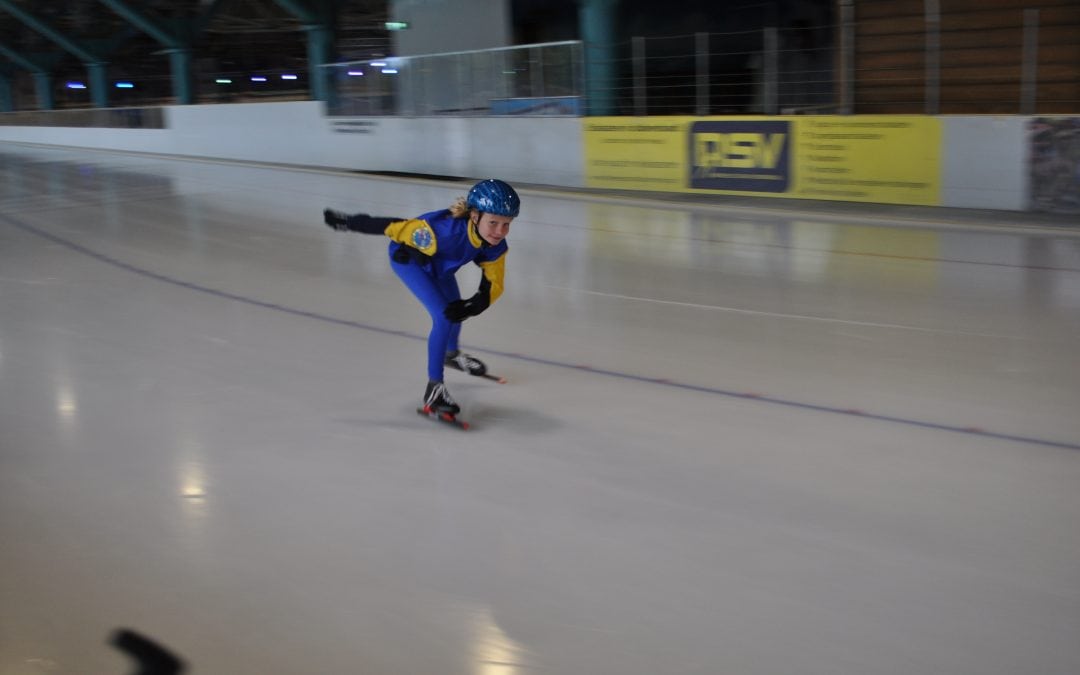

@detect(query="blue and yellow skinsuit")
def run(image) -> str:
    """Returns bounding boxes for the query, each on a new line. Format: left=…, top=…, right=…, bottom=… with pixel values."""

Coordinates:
left=342, top=209, right=507, bottom=382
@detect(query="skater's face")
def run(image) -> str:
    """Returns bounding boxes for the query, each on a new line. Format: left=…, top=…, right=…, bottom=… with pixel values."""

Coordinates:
left=473, top=210, right=513, bottom=246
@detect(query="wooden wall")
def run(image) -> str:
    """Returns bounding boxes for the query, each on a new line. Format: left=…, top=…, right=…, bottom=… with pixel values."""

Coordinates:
left=851, top=0, right=1080, bottom=114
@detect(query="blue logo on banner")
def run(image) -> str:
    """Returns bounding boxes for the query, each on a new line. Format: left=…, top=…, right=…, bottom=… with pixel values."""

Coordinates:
left=689, top=121, right=791, bottom=192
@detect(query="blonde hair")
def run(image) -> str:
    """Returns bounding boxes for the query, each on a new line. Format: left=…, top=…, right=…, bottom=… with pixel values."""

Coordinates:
left=449, top=196, right=470, bottom=218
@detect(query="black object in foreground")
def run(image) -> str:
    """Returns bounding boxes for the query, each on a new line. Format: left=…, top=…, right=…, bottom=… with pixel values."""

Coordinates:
left=110, top=629, right=186, bottom=675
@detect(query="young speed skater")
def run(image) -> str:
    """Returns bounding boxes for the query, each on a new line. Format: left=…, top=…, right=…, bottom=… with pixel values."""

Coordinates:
left=323, top=178, right=519, bottom=419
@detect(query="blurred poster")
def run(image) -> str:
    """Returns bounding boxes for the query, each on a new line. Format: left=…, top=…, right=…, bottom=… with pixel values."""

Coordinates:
left=1030, top=117, right=1080, bottom=214
left=792, top=117, right=939, bottom=205
left=584, top=116, right=941, bottom=206
left=582, top=118, right=689, bottom=191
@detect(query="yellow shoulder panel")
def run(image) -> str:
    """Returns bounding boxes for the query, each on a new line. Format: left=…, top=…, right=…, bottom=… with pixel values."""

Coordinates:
left=384, top=219, right=438, bottom=256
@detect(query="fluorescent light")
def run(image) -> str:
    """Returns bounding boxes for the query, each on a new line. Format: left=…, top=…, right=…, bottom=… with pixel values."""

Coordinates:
left=281, top=74, right=298, bottom=80
left=250, top=76, right=267, bottom=82
left=115, top=82, right=134, bottom=89
left=66, top=82, right=87, bottom=89
left=347, top=70, right=364, bottom=76
left=370, top=61, right=387, bottom=67
left=215, top=78, right=232, bottom=84
left=381, top=68, right=398, bottom=74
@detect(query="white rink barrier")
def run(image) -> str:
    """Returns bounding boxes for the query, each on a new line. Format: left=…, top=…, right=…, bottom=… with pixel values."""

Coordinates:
left=0, top=101, right=1073, bottom=213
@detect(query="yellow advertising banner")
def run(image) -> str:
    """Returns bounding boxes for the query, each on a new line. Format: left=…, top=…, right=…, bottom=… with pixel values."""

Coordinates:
left=583, top=116, right=941, bottom=206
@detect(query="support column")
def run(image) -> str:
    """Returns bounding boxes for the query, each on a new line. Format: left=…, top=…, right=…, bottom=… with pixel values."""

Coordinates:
left=925, top=0, right=940, bottom=115
left=696, top=32, right=709, bottom=116
left=838, top=0, right=854, bottom=115
left=0, top=41, right=53, bottom=111
left=271, top=0, right=337, bottom=103
left=763, top=26, right=778, bottom=115
left=87, top=61, right=109, bottom=108
left=0, top=0, right=108, bottom=107
left=34, top=71, right=53, bottom=110
left=632, top=36, right=646, bottom=116
left=579, top=0, right=617, bottom=116
left=98, top=0, right=206, bottom=105
left=305, top=23, right=333, bottom=103
left=167, top=48, right=194, bottom=104
left=1021, top=8, right=1039, bottom=114
left=0, top=74, right=12, bottom=111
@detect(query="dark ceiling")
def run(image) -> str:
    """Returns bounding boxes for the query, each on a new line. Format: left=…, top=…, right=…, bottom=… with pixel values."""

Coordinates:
left=0, top=0, right=392, bottom=82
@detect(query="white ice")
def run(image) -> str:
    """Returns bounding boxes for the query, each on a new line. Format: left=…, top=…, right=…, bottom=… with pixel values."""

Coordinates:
left=1, top=145, right=1079, bottom=675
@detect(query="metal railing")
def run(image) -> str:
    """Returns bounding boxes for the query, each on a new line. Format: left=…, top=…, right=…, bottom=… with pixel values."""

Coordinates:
left=591, top=6, right=1078, bottom=116
left=320, top=5, right=1077, bottom=118
left=323, top=41, right=584, bottom=117
left=602, top=27, right=838, bottom=116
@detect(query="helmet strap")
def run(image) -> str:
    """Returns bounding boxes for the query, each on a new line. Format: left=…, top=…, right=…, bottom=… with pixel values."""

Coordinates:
left=471, top=214, right=491, bottom=248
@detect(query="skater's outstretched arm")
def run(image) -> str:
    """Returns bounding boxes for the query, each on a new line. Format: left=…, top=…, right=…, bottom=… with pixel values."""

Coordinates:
left=323, top=209, right=402, bottom=234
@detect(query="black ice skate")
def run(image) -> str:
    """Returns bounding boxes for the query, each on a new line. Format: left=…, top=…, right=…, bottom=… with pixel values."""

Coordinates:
left=423, top=380, right=460, bottom=415
left=444, top=351, right=507, bottom=383
left=418, top=381, right=468, bottom=430
left=444, top=350, right=488, bottom=376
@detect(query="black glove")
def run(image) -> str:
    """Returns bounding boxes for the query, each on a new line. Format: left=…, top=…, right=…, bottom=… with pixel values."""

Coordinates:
left=443, top=294, right=489, bottom=323
left=391, top=245, right=431, bottom=265
left=324, top=208, right=350, bottom=231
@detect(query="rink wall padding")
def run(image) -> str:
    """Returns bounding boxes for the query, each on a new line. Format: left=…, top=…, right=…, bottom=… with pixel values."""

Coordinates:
left=0, top=101, right=1075, bottom=213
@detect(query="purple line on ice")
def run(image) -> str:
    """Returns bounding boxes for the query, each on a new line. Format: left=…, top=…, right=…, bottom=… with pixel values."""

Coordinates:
left=5, top=213, right=1078, bottom=453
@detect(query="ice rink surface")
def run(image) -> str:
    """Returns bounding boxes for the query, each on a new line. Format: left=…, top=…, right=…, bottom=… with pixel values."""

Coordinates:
left=1, top=144, right=1078, bottom=675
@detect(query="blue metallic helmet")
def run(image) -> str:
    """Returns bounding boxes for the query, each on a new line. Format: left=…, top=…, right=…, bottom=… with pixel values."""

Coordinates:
left=466, top=179, right=520, bottom=217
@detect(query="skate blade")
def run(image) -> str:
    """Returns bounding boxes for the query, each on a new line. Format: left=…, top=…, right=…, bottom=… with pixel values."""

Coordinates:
left=417, top=407, right=470, bottom=430
left=446, top=362, right=506, bottom=384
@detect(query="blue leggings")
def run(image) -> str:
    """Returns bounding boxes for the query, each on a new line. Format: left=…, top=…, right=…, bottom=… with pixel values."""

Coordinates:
left=390, top=252, right=462, bottom=382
